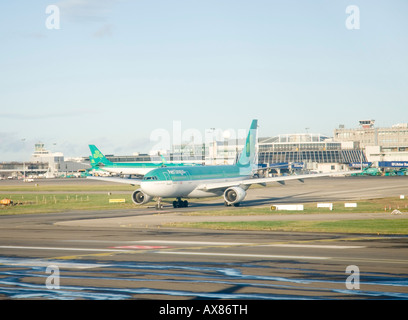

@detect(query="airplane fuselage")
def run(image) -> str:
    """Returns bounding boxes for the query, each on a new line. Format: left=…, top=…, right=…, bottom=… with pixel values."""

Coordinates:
left=98, top=163, right=198, bottom=176
left=101, top=166, right=158, bottom=176
left=140, top=165, right=253, bottom=198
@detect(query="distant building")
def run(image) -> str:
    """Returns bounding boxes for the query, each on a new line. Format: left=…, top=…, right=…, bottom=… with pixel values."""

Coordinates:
left=105, top=132, right=365, bottom=173
left=258, top=133, right=365, bottom=172
left=334, top=121, right=408, bottom=149
left=23, top=142, right=91, bottom=178
left=334, top=121, right=408, bottom=168
left=5, top=120, right=402, bottom=179
left=30, top=143, right=65, bottom=176
left=0, top=161, right=48, bottom=180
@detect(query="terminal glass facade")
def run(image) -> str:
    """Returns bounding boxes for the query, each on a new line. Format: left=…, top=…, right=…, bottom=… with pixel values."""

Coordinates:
left=258, top=133, right=365, bottom=165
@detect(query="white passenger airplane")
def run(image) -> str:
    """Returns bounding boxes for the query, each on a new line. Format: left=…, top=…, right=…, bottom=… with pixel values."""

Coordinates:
left=89, top=145, right=201, bottom=176
left=88, top=119, right=359, bottom=209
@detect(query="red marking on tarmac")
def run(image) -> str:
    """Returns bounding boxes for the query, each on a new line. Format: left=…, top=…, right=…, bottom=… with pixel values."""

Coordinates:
left=109, top=245, right=170, bottom=250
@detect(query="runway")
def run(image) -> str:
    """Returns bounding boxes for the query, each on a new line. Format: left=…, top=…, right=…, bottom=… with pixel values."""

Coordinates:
left=0, top=176, right=408, bottom=301
left=0, top=228, right=407, bottom=300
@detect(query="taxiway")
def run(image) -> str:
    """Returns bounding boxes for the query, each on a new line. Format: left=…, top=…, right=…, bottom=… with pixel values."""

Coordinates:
left=0, top=176, right=407, bottom=300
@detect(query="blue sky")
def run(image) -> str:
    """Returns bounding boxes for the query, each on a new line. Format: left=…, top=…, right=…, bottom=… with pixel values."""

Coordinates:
left=0, top=0, right=407, bottom=161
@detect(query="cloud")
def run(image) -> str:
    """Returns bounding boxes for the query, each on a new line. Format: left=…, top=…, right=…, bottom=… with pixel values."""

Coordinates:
left=24, top=33, right=47, bottom=39
left=0, top=109, right=97, bottom=120
left=56, top=0, right=121, bottom=37
left=57, top=0, right=122, bottom=23
left=93, top=24, right=113, bottom=38
left=0, top=132, right=32, bottom=158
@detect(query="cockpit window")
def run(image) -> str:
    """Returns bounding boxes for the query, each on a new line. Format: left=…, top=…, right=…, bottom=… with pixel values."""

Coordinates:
left=143, top=176, right=158, bottom=180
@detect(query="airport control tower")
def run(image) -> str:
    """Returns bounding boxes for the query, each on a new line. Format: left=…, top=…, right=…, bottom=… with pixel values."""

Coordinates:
left=359, top=120, right=375, bottom=129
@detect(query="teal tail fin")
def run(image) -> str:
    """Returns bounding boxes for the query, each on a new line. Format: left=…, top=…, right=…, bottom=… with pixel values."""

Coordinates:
left=237, top=119, right=258, bottom=168
left=89, top=155, right=105, bottom=171
left=89, top=145, right=112, bottom=166
left=160, top=154, right=168, bottom=165
left=89, top=155, right=97, bottom=168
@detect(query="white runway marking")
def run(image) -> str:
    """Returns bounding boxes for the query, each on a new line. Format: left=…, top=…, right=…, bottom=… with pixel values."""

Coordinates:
left=135, top=240, right=365, bottom=249
left=0, top=245, right=128, bottom=252
left=63, top=240, right=366, bottom=249
left=262, top=244, right=366, bottom=249
left=63, top=240, right=252, bottom=246
left=157, top=251, right=331, bottom=260
left=138, top=240, right=252, bottom=246
left=0, top=258, right=112, bottom=269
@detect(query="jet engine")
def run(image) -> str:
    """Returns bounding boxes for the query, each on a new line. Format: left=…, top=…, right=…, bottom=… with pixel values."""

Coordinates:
left=131, top=189, right=152, bottom=205
left=223, top=187, right=247, bottom=206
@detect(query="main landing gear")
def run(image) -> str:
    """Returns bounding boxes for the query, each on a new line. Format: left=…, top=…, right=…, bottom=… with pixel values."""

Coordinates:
left=173, top=197, right=188, bottom=208
left=154, top=197, right=189, bottom=210
left=224, top=201, right=240, bottom=207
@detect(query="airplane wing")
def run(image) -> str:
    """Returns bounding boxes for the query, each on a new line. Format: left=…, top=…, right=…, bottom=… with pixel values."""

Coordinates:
left=87, top=176, right=142, bottom=186
left=255, top=163, right=294, bottom=171
left=198, top=170, right=361, bottom=191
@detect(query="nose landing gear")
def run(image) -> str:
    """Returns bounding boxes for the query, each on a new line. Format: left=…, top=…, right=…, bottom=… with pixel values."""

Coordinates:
left=155, top=197, right=163, bottom=210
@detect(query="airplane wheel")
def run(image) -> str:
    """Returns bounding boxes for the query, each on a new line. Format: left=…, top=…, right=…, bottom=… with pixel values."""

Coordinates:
left=173, top=199, right=188, bottom=208
left=233, top=202, right=240, bottom=207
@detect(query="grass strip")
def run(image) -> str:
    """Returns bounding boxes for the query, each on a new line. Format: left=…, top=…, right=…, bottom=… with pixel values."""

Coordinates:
left=0, top=193, right=139, bottom=214
left=182, top=198, right=408, bottom=215
left=166, top=219, right=408, bottom=235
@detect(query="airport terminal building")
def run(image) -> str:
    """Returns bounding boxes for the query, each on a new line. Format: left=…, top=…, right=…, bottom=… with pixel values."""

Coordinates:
left=184, top=120, right=407, bottom=174
left=166, top=132, right=365, bottom=173
left=0, top=143, right=90, bottom=179
left=334, top=120, right=408, bottom=170
left=258, top=133, right=365, bottom=172
left=2, top=120, right=407, bottom=179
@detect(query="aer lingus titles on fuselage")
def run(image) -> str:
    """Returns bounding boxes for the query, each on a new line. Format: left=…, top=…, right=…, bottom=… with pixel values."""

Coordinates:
left=88, top=119, right=360, bottom=209
left=89, top=144, right=201, bottom=176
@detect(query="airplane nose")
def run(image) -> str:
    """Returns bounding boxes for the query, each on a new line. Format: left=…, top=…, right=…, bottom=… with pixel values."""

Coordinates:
left=141, top=181, right=172, bottom=197
left=140, top=181, right=154, bottom=196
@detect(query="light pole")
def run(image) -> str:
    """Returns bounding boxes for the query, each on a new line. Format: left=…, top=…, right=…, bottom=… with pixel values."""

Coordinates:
left=223, top=130, right=231, bottom=164
left=21, top=138, right=26, bottom=180
left=210, top=128, right=215, bottom=165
